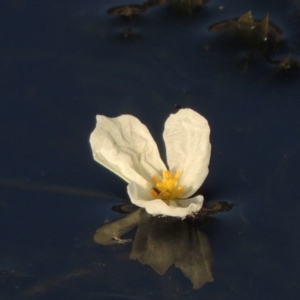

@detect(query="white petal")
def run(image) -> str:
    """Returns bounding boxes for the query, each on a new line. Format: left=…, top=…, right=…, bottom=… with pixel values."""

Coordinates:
left=90, top=115, right=166, bottom=185
left=127, top=180, right=153, bottom=204
left=163, top=109, right=211, bottom=198
left=128, top=182, right=203, bottom=218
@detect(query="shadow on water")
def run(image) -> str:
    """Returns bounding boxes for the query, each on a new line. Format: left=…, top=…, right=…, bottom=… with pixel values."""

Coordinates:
left=0, top=178, right=125, bottom=201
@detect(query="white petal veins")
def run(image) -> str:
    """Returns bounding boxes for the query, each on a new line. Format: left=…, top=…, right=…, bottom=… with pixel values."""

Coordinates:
left=90, top=114, right=166, bottom=186
left=163, top=109, right=211, bottom=198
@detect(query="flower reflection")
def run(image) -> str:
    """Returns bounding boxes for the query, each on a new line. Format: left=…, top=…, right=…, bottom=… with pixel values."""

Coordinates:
left=94, top=209, right=214, bottom=289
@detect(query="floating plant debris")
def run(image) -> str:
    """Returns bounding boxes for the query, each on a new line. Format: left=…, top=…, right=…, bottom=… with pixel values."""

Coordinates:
left=275, top=55, right=300, bottom=71
left=209, top=11, right=282, bottom=48
left=107, top=0, right=207, bottom=17
left=199, top=201, right=234, bottom=216
left=107, top=4, right=146, bottom=17
left=208, top=11, right=300, bottom=74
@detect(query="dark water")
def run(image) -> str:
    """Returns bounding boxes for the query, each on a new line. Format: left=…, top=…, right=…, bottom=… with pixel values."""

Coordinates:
left=1, top=0, right=300, bottom=299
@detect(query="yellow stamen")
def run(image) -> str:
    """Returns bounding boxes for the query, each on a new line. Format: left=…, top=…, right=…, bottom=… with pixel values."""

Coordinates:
left=152, top=176, right=159, bottom=184
left=150, top=170, right=184, bottom=201
left=150, top=189, right=159, bottom=198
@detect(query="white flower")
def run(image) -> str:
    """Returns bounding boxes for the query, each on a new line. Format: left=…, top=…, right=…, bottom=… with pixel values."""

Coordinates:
left=90, top=108, right=211, bottom=218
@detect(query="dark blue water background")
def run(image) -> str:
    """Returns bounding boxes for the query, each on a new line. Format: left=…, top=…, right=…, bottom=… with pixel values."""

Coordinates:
left=1, top=0, right=300, bottom=299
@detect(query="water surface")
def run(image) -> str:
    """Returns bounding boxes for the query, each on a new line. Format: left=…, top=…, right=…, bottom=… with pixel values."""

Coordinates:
left=1, top=0, right=300, bottom=299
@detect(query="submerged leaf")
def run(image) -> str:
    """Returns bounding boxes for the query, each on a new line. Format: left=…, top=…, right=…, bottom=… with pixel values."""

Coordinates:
left=259, top=13, right=270, bottom=41
left=237, top=11, right=255, bottom=30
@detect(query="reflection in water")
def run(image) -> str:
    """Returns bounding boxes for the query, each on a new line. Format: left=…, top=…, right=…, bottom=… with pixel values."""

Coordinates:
left=131, top=210, right=214, bottom=289
left=94, top=209, right=214, bottom=289
left=94, top=209, right=141, bottom=245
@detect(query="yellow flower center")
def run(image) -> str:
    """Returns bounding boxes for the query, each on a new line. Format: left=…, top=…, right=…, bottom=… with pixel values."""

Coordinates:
left=150, top=170, right=183, bottom=202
